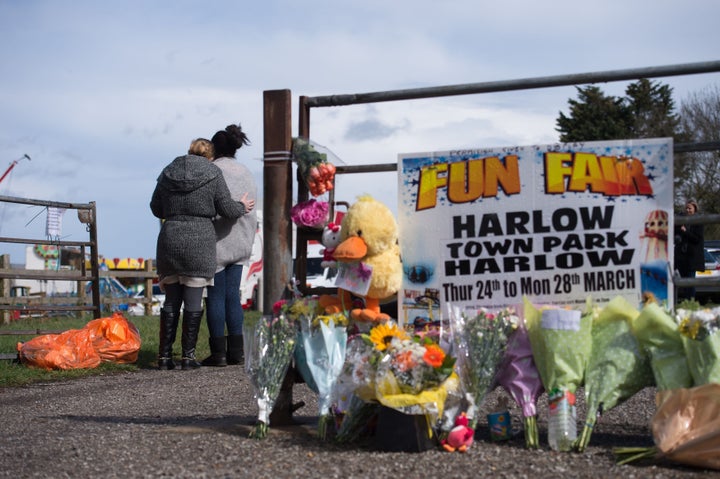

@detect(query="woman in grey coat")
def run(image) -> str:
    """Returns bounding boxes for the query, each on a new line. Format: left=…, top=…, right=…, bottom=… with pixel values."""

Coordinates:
left=150, top=138, right=254, bottom=370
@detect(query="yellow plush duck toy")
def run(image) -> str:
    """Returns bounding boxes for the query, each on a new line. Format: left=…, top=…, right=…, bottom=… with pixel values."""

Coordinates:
left=319, top=195, right=402, bottom=322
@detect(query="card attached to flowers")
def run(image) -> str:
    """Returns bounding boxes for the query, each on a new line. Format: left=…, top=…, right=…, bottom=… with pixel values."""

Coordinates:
left=335, top=262, right=372, bottom=297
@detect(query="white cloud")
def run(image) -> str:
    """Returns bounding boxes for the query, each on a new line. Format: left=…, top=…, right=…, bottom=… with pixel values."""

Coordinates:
left=0, top=0, right=719, bottom=265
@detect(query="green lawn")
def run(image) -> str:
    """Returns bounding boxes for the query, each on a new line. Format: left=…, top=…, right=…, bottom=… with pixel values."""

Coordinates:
left=0, top=311, right=261, bottom=388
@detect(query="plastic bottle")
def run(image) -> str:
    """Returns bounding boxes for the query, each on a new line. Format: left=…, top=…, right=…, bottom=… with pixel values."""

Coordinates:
left=547, top=387, right=577, bottom=451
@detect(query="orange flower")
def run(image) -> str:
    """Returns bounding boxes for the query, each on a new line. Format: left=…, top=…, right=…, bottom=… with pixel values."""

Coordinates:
left=423, top=344, right=445, bottom=368
left=392, top=350, right=417, bottom=373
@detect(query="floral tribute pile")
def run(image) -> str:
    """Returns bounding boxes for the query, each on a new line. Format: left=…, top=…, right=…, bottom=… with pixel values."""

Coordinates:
left=244, top=293, right=720, bottom=469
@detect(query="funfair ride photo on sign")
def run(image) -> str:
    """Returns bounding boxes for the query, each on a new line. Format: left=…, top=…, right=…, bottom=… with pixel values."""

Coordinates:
left=397, top=138, right=673, bottom=323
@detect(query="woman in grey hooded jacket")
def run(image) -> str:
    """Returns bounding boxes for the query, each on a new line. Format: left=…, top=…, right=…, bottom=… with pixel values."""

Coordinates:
left=150, top=138, right=254, bottom=370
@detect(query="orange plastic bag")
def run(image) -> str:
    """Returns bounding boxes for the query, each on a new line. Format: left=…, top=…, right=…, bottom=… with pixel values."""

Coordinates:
left=18, top=328, right=101, bottom=370
left=85, top=313, right=141, bottom=364
left=652, top=383, right=720, bottom=470
left=17, top=313, right=141, bottom=370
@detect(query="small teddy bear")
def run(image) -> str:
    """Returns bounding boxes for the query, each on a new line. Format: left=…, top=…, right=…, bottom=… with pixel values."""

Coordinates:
left=320, top=222, right=342, bottom=268
left=441, top=412, right=474, bottom=453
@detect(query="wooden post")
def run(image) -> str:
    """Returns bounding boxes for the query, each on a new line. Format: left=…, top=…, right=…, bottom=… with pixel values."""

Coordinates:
left=144, top=260, right=154, bottom=316
left=263, top=89, right=298, bottom=426
left=262, top=90, right=293, bottom=315
left=88, top=202, right=101, bottom=319
left=1, top=254, right=10, bottom=324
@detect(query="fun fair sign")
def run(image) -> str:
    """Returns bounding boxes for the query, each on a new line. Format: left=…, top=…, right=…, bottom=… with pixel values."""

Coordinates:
left=398, top=138, right=674, bottom=318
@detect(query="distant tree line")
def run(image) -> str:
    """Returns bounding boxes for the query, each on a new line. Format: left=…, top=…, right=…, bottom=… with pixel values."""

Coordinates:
left=555, top=79, right=720, bottom=239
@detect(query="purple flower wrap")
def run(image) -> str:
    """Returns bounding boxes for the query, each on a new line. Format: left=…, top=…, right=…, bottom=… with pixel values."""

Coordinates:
left=495, top=324, right=544, bottom=418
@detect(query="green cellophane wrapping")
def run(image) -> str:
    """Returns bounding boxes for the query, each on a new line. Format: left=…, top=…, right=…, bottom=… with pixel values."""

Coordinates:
left=577, top=296, right=654, bottom=451
left=633, top=303, right=692, bottom=391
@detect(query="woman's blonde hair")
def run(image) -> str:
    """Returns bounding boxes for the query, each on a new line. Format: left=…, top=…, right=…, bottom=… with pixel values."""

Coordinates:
left=188, top=138, right=214, bottom=160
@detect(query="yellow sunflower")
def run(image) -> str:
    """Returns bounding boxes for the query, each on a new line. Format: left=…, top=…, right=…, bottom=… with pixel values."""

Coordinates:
left=369, top=322, right=409, bottom=351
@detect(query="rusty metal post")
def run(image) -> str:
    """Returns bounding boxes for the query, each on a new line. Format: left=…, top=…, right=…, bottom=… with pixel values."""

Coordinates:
left=262, top=90, right=293, bottom=315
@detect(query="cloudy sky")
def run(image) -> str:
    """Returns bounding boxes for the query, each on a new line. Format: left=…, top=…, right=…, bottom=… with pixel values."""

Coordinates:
left=1, top=0, right=719, bottom=265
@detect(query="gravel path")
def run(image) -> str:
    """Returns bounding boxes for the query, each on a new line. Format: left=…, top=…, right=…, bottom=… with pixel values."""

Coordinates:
left=0, top=366, right=717, bottom=479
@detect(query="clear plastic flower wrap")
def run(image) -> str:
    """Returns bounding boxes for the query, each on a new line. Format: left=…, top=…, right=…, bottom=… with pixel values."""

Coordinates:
left=243, top=312, right=298, bottom=439
left=293, top=138, right=337, bottom=197
left=448, top=304, right=518, bottom=430
left=299, top=313, right=348, bottom=440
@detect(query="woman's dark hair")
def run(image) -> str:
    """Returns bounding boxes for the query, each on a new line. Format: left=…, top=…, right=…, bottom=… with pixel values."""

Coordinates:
left=211, top=124, right=250, bottom=159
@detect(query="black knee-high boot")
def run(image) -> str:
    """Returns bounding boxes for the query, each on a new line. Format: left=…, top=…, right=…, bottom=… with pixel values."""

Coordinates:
left=181, top=310, right=203, bottom=370
left=158, top=308, right=180, bottom=370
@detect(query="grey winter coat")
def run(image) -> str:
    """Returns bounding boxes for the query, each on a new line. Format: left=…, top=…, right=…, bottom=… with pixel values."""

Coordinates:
left=150, top=154, right=246, bottom=280
left=212, top=157, right=257, bottom=270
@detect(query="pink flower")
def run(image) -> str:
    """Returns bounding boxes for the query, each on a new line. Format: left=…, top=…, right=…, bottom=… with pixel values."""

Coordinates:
left=291, top=199, right=329, bottom=228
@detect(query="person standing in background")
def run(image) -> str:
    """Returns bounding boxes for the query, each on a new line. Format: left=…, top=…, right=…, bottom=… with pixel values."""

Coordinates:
left=202, top=124, right=257, bottom=367
left=151, top=138, right=254, bottom=370
left=674, top=199, right=705, bottom=302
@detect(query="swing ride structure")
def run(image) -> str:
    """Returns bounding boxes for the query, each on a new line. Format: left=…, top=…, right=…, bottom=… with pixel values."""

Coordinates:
left=0, top=154, right=31, bottom=185
left=0, top=154, right=104, bottom=324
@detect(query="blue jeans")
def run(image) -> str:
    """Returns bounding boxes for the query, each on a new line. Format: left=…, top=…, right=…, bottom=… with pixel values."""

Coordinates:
left=205, top=264, right=244, bottom=337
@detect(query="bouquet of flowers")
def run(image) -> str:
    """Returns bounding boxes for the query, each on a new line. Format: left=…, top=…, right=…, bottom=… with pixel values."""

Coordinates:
left=290, top=199, right=330, bottom=230
left=633, top=302, right=692, bottom=390
left=494, top=319, right=544, bottom=448
left=676, top=307, right=720, bottom=386
left=576, top=296, right=654, bottom=452
left=334, top=321, right=457, bottom=444
left=243, top=306, right=299, bottom=439
left=448, top=305, right=518, bottom=430
left=334, top=334, right=381, bottom=443
left=524, top=297, right=593, bottom=451
left=293, top=138, right=336, bottom=197
left=298, top=311, right=349, bottom=440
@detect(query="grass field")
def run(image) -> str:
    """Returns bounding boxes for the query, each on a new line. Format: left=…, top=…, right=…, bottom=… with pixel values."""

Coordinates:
left=0, top=310, right=262, bottom=388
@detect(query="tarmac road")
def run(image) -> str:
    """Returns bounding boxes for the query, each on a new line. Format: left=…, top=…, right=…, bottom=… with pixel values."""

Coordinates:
left=0, top=365, right=717, bottom=479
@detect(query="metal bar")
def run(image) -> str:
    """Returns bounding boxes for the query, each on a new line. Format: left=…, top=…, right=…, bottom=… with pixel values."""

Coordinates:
left=0, top=329, right=64, bottom=335
left=676, top=214, right=720, bottom=226
left=0, top=297, right=89, bottom=305
left=0, top=237, right=93, bottom=247
left=0, top=271, right=91, bottom=280
left=0, top=194, right=95, bottom=210
left=674, top=141, right=720, bottom=153
left=673, top=276, right=720, bottom=288
left=306, top=60, right=720, bottom=107
left=0, top=304, right=95, bottom=311
left=336, top=163, right=399, bottom=174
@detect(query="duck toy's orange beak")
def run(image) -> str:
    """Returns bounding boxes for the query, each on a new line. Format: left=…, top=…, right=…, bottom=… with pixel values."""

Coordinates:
left=332, top=236, right=367, bottom=262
